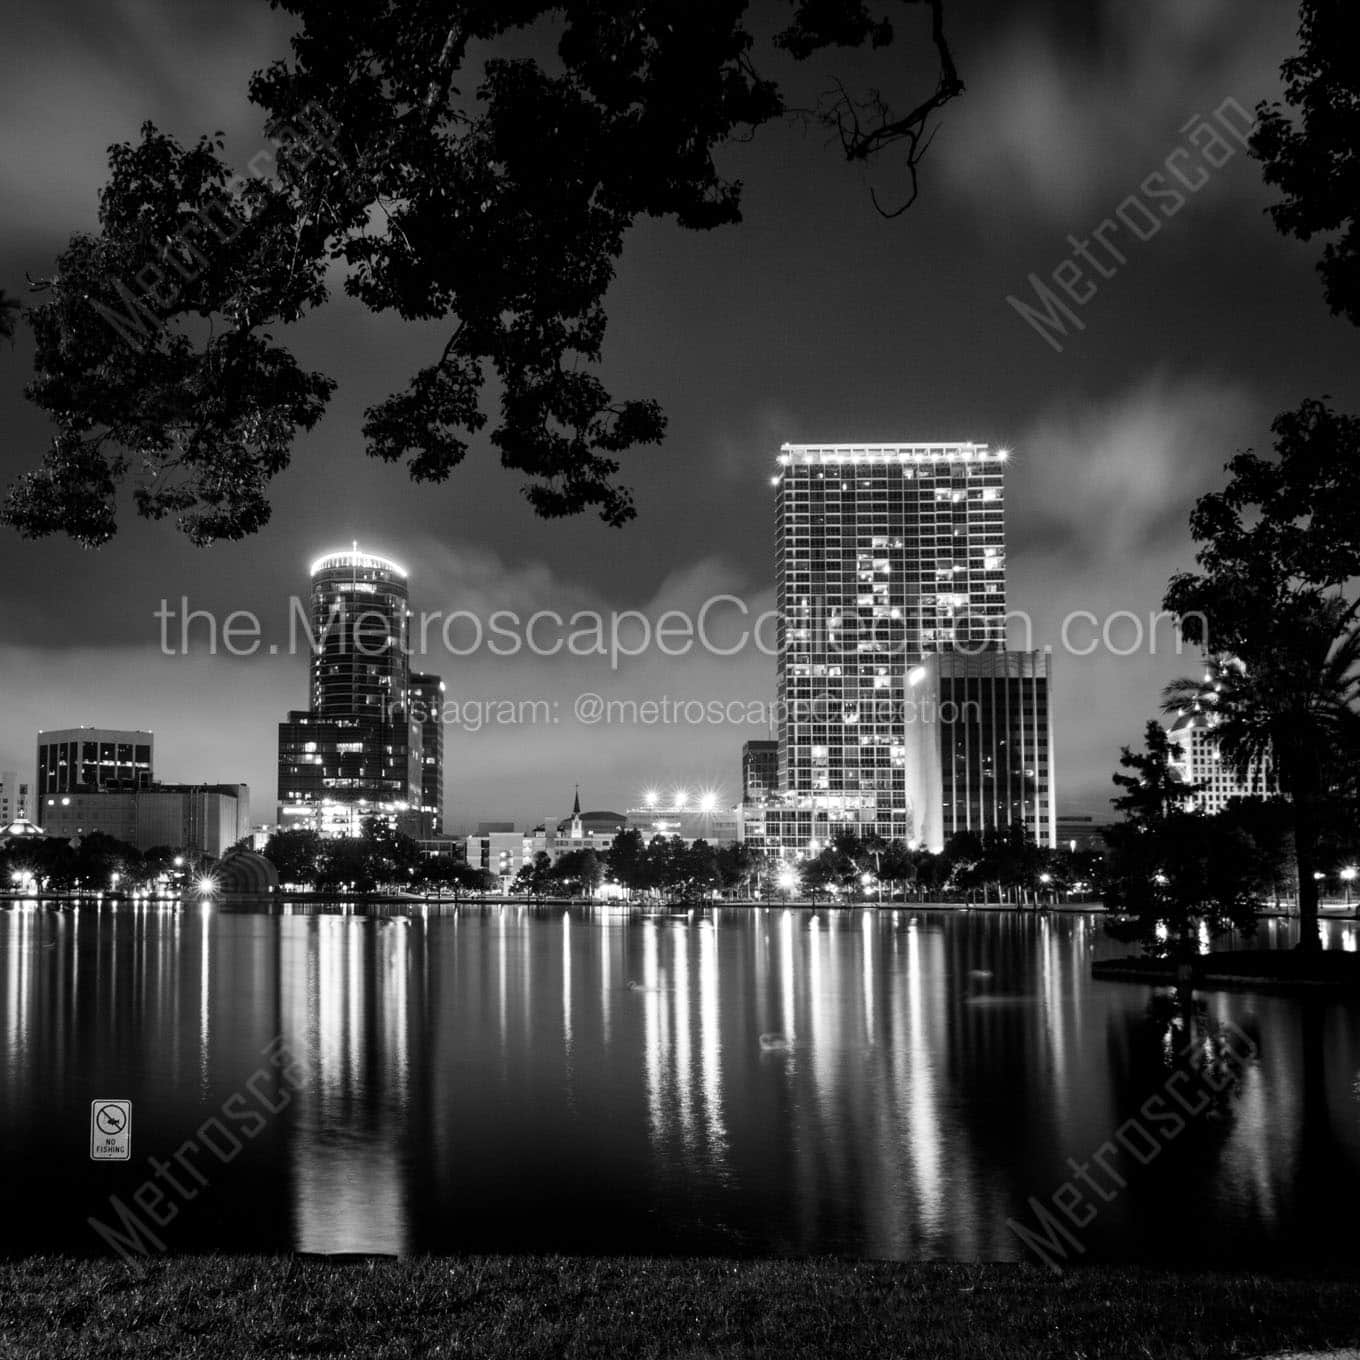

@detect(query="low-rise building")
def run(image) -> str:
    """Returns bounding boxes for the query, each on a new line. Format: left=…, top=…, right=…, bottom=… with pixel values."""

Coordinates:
left=38, top=784, right=251, bottom=858
left=624, top=799, right=741, bottom=846
left=0, top=770, right=29, bottom=824
left=1054, top=815, right=1112, bottom=853
left=465, top=830, right=533, bottom=885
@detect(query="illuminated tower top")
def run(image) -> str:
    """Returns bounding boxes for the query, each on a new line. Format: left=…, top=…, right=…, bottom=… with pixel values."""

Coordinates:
left=307, top=542, right=411, bottom=719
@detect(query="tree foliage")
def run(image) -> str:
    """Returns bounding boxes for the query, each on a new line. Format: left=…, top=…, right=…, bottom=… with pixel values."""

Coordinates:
left=1103, top=722, right=1262, bottom=962
left=1252, top=0, right=1360, bottom=324
left=1164, top=399, right=1360, bottom=949
left=4, top=0, right=963, bottom=545
left=1166, top=400, right=1360, bottom=644
left=1, top=830, right=173, bottom=890
left=261, top=819, right=478, bottom=890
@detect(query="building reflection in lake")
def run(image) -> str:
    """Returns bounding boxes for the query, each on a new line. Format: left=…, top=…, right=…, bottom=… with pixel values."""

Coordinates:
left=3, top=902, right=1360, bottom=1262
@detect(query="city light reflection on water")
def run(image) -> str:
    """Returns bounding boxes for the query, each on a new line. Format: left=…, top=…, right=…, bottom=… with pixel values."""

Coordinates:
left=1, top=901, right=1359, bottom=1263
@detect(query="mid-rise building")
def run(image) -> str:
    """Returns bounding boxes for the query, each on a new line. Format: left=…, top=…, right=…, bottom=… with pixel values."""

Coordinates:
left=1165, top=661, right=1278, bottom=815
left=38, top=784, right=250, bottom=858
left=904, top=649, right=1055, bottom=850
left=741, top=740, right=779, bottom=803
left=34, top=728, right=153, bottom=824
left=1167, top=709, right=1276, bottom=815
left=277, top=546, right=436, bottom=836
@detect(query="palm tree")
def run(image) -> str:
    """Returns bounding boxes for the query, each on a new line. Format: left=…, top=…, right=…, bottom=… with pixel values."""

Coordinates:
left=1163, top=594, right=1360, bottom=951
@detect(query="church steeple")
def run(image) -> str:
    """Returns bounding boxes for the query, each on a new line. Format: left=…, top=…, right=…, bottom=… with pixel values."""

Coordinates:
left=572, top=784, right=581, bottom=817
left=570, top=785, right=583, bottom=839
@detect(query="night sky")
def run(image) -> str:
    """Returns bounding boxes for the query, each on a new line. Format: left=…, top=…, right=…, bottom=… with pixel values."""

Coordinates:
left=2, top=0, right=1357, bottom=833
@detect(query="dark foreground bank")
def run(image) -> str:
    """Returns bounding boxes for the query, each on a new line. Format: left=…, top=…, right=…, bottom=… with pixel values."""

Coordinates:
left=1093, top=949, right=1360, bottom=991
left=1, top=1256, right=1358, bottom=1359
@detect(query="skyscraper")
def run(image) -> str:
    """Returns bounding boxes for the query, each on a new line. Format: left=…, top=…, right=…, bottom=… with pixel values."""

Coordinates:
left=764, top=441, right=1053, bottom=854
left=277, top=546, right=441, bottom=837
left=409, top=671, right=445, bottom=837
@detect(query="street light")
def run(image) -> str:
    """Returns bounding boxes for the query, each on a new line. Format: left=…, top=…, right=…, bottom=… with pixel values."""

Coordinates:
left=1342, top=865, right=1357, bottom=906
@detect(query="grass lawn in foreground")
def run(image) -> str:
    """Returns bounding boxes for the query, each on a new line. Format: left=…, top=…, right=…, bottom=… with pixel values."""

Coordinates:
left=2, top=1256, right=1359, bottom=1358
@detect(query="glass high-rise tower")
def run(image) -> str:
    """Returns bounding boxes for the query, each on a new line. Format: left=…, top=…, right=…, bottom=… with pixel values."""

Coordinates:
left=760, top=442, right=1053, bottom=854
left=278, top=546, right=442, bottom=838
left=308, top=548, right=412, bottom=721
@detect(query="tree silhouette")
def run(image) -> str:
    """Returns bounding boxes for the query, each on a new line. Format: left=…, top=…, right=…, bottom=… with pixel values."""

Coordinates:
left=1252, top=0, right=1360, bottom=324
left=1165, top=399, right=1360, bottom=950
left=1104, top=722, right=1262, bottom=964
left=3, top=0, right=964, bottom=545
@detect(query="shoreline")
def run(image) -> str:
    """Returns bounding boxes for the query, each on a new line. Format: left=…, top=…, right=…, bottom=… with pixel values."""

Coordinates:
left=4, top=890, right=1333, bottom=921
left=1093, top=949, right=1360, bottom=992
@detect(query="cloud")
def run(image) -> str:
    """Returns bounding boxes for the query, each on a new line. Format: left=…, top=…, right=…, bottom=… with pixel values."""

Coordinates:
left=939, top=0, right=1294, bottom=225
left=397, top=543, right=777, bottom=829
left=1005, top=370, right=1265, bottom=811
left=1010, top=370, right=1262, bottom=564
left=709, top=402, right=802, bottom=481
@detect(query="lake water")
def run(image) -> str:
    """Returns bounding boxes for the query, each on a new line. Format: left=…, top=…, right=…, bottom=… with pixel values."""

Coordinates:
left=3, top=901, right=1359, bottom=1265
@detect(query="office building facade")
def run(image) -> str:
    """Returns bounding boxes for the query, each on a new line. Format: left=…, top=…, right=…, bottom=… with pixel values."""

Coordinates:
left=904, top=649, right=1055, bottom=849
left=0, top=770, right=28, bottom=824
left=741, top=740, right=779, bottom=803
left=769, top=442, right=1009, bottom=851
left=34, top=728, right=153, bottom=826
left=763, top=441, right=1055, bottom=854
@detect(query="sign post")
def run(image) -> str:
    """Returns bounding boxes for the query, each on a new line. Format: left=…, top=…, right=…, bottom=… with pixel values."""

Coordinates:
left=90, top=1100, right=132, bottom=1161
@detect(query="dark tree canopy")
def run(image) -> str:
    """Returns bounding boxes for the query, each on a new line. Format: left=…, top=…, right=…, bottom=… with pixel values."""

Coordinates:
left=1165, top=397, right=1360, bottom=658
left=1252, top=0, right=1360, bottom=324
left=1103, top=722, right=1262, bottom=962
left=4, top=0, right=963, bottom=546
left=1163, top=397, right=1360, bottom=950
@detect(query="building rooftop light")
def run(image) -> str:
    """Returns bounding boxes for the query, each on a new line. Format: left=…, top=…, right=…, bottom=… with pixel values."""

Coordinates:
left=778, top=442, right=991, bottom=465
left=309, top=542, right=408, bottom=578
